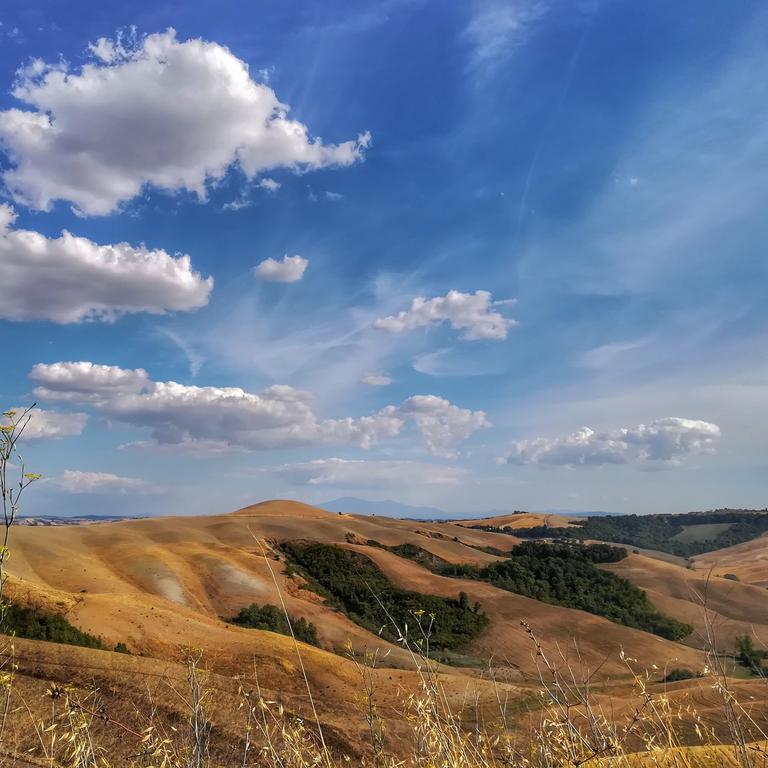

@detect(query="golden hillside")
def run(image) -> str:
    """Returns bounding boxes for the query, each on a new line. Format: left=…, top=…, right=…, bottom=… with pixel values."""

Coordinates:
left=3, top=500, right=767, bottom=760
left=6, top=501, right=705, bottom=676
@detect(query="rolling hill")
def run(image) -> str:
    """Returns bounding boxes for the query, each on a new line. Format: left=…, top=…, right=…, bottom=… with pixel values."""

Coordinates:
left=6, top=500, right=702, bottom=676
left=2, top=500, right=767, bottom=761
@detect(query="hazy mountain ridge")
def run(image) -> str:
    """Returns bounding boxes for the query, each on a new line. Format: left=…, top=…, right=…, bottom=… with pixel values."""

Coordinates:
left=319, top=498, right=619, bottom=520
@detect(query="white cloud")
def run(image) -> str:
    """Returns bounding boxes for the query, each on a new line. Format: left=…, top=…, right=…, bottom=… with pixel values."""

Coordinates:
left=503, top=417, right=721, bottom=468
left=0, top=29, right=371, bottom=215
left=222, top=196, right=251, bottom=212
left=465, top=1, right=548, bottom=73
left=0, top=203, right=14, bottom=231
left=30, top=362, right=489, bottom=455
left=2, top=407, right=87, bottom=439
left=264, top=458, right=466, bottom=488
left=374, top=290, right=516, bottom=340
left=257, top=178, right=281, bottom=192
left=58, top=469, right=158, bottom=494
left=361, top=372, right=393, bottom=387
left=254, top=254, right=308, bottom=283
left=0, top=205, right=212, bottom=323
left=395, top=395, right=491, bottom=457
left=31, top=361, right=150, bottom=402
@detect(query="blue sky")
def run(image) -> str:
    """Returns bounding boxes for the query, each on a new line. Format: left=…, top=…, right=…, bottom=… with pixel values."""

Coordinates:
left=0, top=0, right=766, bottom=517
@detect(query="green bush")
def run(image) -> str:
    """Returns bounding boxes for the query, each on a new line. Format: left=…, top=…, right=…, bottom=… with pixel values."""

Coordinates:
left=2, top=602, right=103, bottom=649
left=388, top=543, right=448, bottom=570
left=663, top=668, right=697, bottom=682
left=280, top=543, right=489, bottom=652
left=229, top=603, right=319, bottom=646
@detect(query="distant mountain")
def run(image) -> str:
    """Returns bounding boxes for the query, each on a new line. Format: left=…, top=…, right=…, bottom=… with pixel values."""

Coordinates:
left=318, top=497, right=447, bottom=519
left=318, top=501, right=618, bottom=521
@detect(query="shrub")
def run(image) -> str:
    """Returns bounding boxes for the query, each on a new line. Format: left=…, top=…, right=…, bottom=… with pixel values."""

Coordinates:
left=229, top=602, right=320, bottom=646
left=663, top=668, right=697, bottom=682
left=2, top=602, right=103, bottom=649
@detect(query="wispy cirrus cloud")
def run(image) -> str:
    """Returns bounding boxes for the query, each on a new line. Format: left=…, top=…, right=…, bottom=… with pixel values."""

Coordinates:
left=58, top=469, right=161, bottom=494
left=519, top=19, right=768, bottom=303
left=464, top=0, right=548, bottom=75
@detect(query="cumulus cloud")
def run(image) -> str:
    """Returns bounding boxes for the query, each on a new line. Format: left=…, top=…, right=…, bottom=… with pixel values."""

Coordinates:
left=31, top=361, right=150, bottom=402
left=264, top=458, right=466, bottom=488
left=0, top=29, right=371, bottom=215
left=360, top=372, right=393, bottom=387
left=374, top=290, right=516, bottom=340
left=0, top=204, right=212, bottom=323
left=253, top=254, right=308, bottom=283
left=30, top=362, right=488, bottom=455
left=2, top=407, right=87, bottom=439
left=58, top=469, right=159, bottom=494
left=394, top=395, right=491, bottom=457
left=503, top=417, right=721, bottom=468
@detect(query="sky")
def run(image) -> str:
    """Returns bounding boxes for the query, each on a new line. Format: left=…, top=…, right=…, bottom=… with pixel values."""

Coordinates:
left=0, top=0, right=766, bottom=518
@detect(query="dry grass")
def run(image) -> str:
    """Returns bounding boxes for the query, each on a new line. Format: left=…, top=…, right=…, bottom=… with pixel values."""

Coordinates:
left=0, top=613, right=766, bottom=768
left=1, top=565, right=767, bottom=768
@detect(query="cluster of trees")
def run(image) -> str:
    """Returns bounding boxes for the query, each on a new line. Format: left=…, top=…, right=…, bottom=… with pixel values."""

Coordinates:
left=2, top=603, right=103, bottom=649
left=358, top=538, right=692, bottom=641
left=736, top=634, right=768, bottom=677
left=229, top=603, right=319, bottom=647
left=495, top=509, right=768, bottom=558
left=280, top=543, right=489, bottom=652
left=482, top=542, right=690, bottom=640
left=438, top=542, right=690, bottom=641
